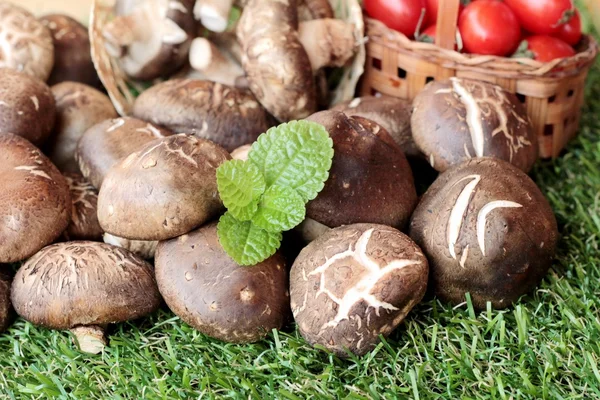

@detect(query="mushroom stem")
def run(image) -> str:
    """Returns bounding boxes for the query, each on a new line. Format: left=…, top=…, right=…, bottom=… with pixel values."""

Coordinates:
left=194, top=0, right=235, bottom=32
left=189, top=38, right=245, bottom=87
left=102, top=12, right=149, bottom=57
left=71, top=325, right=107, bottom=354
left=296, top=218, right=331, bottom=243
left=298, top=19, right=356, bottom=72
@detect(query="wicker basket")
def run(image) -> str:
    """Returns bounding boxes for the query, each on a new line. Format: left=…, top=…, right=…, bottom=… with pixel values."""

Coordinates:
left=360, top=0, right=598, bottom=158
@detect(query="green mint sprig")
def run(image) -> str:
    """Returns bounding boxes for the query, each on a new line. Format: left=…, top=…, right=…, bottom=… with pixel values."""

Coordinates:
left=216, top=121, right=334, bottom=266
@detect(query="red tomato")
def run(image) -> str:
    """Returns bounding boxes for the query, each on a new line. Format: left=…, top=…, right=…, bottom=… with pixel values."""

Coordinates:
left=426, top=0, right=464, bottom=24
left=553, top=9, right=582, bottom=46
left=364, top=0, right=428, bottom=38
left=458, top=0, right=521, bottom=56
left=523, top=35, right=576, bottom=62
left=504, top=0, right=574, bottom=35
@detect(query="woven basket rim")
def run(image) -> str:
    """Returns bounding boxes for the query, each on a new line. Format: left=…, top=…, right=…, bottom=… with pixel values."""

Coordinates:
left=366, top=18, right=599, bottom=79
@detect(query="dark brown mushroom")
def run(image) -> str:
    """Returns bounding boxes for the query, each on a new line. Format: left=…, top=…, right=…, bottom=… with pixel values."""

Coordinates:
left=132, top=79, right=272, bottom=152
left=11, top=241, right=162, bottom=353
left=47, top=82, right=118, bottom=172
left=305, top=111, right=418, bottom=229
left=0, top=68, right=55, bottom=146
left=409, top=158, right=558, bottom=309
left=290, top=223, right=428, bottom=357
left=0, top=265, right=13, bottom=332
left=63, top=173, right=103, bottom=241
left=412, top=78, right=538, bottom=172
left=97, top=134, right=230, bottom=241
left=76, top=117, right=172, bottom=190
left=0, top=133, right=71, bottom=263
left=40, top=14, right=101, bottom=88
left=155, top=222, right=290, bottom=343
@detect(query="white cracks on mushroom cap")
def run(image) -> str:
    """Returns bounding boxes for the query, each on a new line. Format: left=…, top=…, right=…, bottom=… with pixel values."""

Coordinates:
left=307, top=229, right=422, bottom=331
left=14, top=165, right=52, bottom=180
left=30, top=96, right=39, bottom=111
left=459, top=245, right=469, bottom=269
left=348, top=98, right=362, bottom=108
left=446, top=174, right=481, bottom=260
left=106, top=118, right=126, bottom=132
left=450, top=78, right=485, bottom=158
left=476, top=200, right=523, bottom=256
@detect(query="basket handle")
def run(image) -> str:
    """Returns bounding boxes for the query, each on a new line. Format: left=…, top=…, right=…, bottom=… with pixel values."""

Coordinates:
left=435, top=0, right=461, bottom=50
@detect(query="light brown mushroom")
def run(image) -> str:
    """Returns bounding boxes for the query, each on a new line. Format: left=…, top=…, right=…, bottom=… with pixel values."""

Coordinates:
left=0, top=266, right=13, bottom=333
left=0, top=133, right=71, bottom=263
left=97, top=134, right=230, bottom=241
left=76, top=117, right=172, bottom=190
left=47, top=82, right=118, bottom=172
left=40, top=14, right=101, bottom=88
left=63, top=173, right=104, bottom=242
left=0, top=3, right=54, bottom=81
left=11, top=241, right=162, bottom=353
left=0, top=68, right=56, bottom=146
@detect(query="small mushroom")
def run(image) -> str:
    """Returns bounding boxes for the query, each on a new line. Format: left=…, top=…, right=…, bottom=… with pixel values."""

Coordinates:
left=103, top=233, right=158, bottom=260
left=0, top=133, right=71, bottom=263
left=290, top=223, right=428, bottom=357
left=132, top=79, right=272, bottom=152
left=102, top=0, right=197, bottom=80
left=155, top=222, right=290, bottom=343
left=40, top=14, right=101, bottom=88
left=0, top=266, right=13, bottom=332
left=62, top=173, right=103, bottom=242
left=187, top=38, right=245, bottom=87
left=0, top=3, right=54, bottom=81
left=97, top=134, right=230, bottom=241
left=11, top=241, right=162, bottom=354
left=0, top=68, right=56, bottom=146
left=412, top=78, right=538, bottom=173
left=409, top=158, right=558, bottom=309
left=331, top=96, right=420, bottom=158
left=47, top=82, right=118, bottom=172
left=76, top=117, right=172, bottom=190
left=305, top=111, right=418, bottom=229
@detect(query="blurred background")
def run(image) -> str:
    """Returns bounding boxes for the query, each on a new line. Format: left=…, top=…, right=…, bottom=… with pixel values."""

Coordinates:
left=13, top=0, right=92, bottom=22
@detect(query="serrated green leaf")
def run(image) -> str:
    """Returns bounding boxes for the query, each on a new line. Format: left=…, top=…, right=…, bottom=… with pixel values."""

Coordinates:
left=217, top=212, right=282, bottom=266
left=217, top=160, right=266, bottom=221
left=248, top=120, right=334, bottom=202
left=252, top=185, right=305, bottom=232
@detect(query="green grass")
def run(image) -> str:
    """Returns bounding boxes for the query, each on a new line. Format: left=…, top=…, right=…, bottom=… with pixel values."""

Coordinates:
left=1, top=33, right=600, bottom=400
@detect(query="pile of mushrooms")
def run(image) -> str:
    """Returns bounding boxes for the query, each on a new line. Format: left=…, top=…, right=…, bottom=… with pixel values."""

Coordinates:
left=0, top=0, right=561, bottom=361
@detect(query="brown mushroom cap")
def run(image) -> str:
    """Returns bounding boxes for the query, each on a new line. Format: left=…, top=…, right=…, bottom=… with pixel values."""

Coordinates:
left=76, top=117, right=172, bottom=190
left=0, top=133, right=71, bottom=263
left=103, top=233, right=158, bottom=260
left=132, top=79, right=272, bottom=152
left=63, top=173, right=103, bottom=241
left=331, top=96, right=420, bottom=158
left=0, top=3, right=54, bottom=81
left=305, top=111, right=418, bottom=229
left=409, top=158, right=558, bottom=309
left=290, top=223, right=429, bottom=357
left=0, top=68, right=55, bottom=146
left=97, top=134, right=230, bottom=241
left=47, top=82, right=118, bottom=172
left=237, top=0, right=317, bottom=121
left=412, top=78, right=538, bottom=173
left=11, top=241, right=161, bottom=330
left=155, top=223, right=290, bottom=343
left=40, top=14, right=101, bottom=88
left=0, top=265, right=13, bottom=332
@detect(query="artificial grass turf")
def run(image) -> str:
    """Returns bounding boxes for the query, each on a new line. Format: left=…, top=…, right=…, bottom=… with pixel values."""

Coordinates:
left=1, top=32, right=600, bottom=400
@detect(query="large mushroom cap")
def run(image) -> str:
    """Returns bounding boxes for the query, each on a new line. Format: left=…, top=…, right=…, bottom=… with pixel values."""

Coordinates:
left=0, top=3, right=54, bottom=81
left=305, top=110, right=417, bottom=229
left=132, top=79, right=272, bottom=152
left=0, top=265, right=12, bottom=332
left=155, top=223, right=290, bottom=343
left=331, top=95, right=419, bottom=158
left=47, top=82, right=118, bottom=172
left=97, top=133, right=230, bottom=241
left=11, top=241, right=161, bottom=330
left=40, top=14, right=100, bottom=88
left=290, top=223, right=429, bottom=357
left=0, top=68, right=55, bottom=146
left=409, top=158, right=558, bottom=309
left=63, top=173, right=103, bottom=242
left=76, top=117, right=172, bottom=190
left=0, top=133, right=71, bottom=263
left=412, top=78, right=538, bottom=172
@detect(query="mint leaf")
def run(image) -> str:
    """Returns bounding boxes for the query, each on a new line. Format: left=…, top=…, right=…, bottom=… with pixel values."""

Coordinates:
left=217, top=160, right=266, bottom=221
left=248, top=120, right=334, bottom=202
left=217, top=212, right=282, bottom=266
left=252, top=185, right=305, bottom=232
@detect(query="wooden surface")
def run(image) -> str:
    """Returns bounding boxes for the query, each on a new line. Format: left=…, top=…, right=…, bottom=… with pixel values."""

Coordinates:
left=10, top=0, right=93, bottom=22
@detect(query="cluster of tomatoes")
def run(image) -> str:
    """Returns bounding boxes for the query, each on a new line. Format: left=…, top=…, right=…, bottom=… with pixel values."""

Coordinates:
left=365, top=0, right=582, bottom=62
